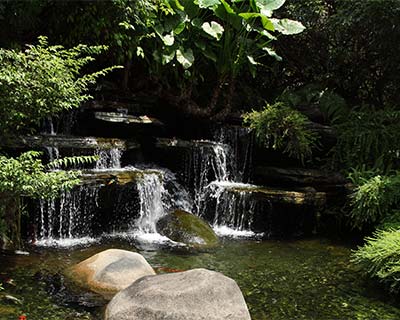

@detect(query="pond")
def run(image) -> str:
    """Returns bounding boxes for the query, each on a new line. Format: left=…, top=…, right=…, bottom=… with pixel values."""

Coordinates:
left=1, top=237, right=399, bottom=320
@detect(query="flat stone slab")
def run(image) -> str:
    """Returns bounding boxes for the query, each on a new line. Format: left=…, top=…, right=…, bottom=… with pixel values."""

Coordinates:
left=209, top=181, right=326, bottom=206
left=81, top=169, right=162, bottom=185
left=68, top=249, right=155, bottom=299
left=7, top=135, right=139, bottom=150
left=95, top=112, right=163, bottom=126
left=105, top=268, right=251, bottom=320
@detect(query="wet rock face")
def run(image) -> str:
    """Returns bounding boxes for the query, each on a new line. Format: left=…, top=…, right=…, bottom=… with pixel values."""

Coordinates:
left=68, top=249, right=155, bottom=299
left=156, top=210, right=219, bottom=247
left=105, top=268, right=251, bottom=320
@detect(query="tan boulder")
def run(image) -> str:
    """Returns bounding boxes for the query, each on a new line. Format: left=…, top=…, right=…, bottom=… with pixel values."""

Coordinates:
left=68, top=249, right=155, bottom=299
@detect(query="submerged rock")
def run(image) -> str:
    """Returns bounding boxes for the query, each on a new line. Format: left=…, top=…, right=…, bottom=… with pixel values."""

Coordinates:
left=68, top=249, right=155, bottom=299
left=105, top=268, right=251, bottom=320
left=156, top=210, right=219, bottom=247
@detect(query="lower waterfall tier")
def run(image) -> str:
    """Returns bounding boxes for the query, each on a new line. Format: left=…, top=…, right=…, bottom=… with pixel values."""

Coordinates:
left=32, top=167, right=326, bottom=247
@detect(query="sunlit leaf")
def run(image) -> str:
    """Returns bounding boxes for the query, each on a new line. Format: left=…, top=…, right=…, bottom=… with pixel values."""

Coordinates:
left=176, top=48, right=194, bottom=69
left=255, top=0, right=286, bottom=16
left=271, top=18, right=305, bottom=35
left=197, top=0, right=220, bottom=9
left=262, top=47, right=282, bottom=61
left=202, top=21, right=224, bottom=40
left=162, top=33, right=175, bottom=46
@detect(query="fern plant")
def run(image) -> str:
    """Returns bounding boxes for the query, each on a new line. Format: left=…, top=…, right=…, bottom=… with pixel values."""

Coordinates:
left=348, top=172, right=400, bottom=229
left=47, top=155, right=99, bottom=169
left=352, top=229, right=400, bottom=293
left=333, top=107, right=400, bottom=172
left=243, top=102, right=319, bottom=162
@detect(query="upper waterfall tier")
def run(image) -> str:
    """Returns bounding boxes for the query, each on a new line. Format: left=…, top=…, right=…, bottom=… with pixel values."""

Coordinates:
left=8, top=135, right=140, bottom=150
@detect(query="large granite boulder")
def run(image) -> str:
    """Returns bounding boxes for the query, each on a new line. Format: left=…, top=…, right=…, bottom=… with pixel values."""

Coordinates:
left=156, top=210, right=219, bottom=247
left=105, top=268, right=251, bottom=320
left=68, top=249, right=155, bottom=299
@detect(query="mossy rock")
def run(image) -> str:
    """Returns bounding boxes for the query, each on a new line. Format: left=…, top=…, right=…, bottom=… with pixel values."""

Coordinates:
left=156, top=210, right=219, bottom=247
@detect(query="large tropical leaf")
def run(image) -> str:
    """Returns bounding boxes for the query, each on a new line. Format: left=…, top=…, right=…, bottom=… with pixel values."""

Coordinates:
left=202, top=21, right=224, bottom=40
left=197, top=0, right=220, bottom=9
left=239, top=12, right=274, bottom=31
left=176, top=48, right=194, bottom=69
left=271, top=18, right=305, bottom=35
left=255, top=0, right=286, bottom=16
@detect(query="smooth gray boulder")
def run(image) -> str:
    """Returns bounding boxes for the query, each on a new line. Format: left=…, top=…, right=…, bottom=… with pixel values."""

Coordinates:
left=105, top=268, right=251, bottom=320
left=68, top=249, right=155, bottom=299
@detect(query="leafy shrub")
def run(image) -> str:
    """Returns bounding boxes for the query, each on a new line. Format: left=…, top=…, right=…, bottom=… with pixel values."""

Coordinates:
left=243, top=102, right=319, bottom=162
left=352, top=229, right=400, bottom=293
left=333, top=107, right=400, bottom=172
left=0, top=36, right=120, bottom=137
left=348, top=173, right=400, bottom=229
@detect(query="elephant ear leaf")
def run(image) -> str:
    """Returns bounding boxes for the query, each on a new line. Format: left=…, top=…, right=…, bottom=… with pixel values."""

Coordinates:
left=271, top=18, right=305, bottom=35
left=176, top=48, right=194, bottom=69
left=255, top=0, right=286, bottom=16
left=202, top=21, right=224, bottom=40
left=197, top=0, right=220, bottom=9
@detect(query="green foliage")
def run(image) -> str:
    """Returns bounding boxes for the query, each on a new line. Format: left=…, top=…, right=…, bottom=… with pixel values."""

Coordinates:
left=352, top=229, right=400, bottom=293
left=267, top=0, right=400, bottom=108
left=280, top=84, right=349, bottom=124
left=243, top=102, right=319, bottom=161
left=333, top=107, right=400, bottom=172
left=0, top=151, right=82, bottom=199
left=378, top=210, right=400, bottom=231
left=47, top=155, right=99, bottom=170
left=0, top=36, right=120, bottom=137
left=348, top=172, right=400, bottom=230
left=145, top=0, right=304, bottom=78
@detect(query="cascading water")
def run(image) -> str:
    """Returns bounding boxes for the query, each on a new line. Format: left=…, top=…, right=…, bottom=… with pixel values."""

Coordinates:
left=36, top=185, right=100, bottom=246
left=185, top=141, right=234, bottom=214
left=44, top=146, right=60, bottom=162
left=95, top=148, right=122, bottom=170
left=185, top=126, right=258, bottom=236
left=134, top=168, right=192, bottom=234
left=135, top=173, right=165, bottom=233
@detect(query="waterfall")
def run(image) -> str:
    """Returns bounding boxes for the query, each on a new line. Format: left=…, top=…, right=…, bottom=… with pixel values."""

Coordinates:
left=214, top=126, right=254, bottom=182
left=135, top=173, right=166, bottom=233
left=207, top=182, right=256, bottom=230
left=45, top=146, right=60, bottom=162
left=185, top=141, right=234, bottom=214
left=185, top=127, right=258, bottom=235
left=95, top=148, right=122, bottom=169
left=135, top=168, right=192, bottom=234
left=36, top=185, right=100, bottom=246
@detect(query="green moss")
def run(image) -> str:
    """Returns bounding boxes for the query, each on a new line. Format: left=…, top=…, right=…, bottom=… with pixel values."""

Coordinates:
left=157, top=210, right=219, bottom=247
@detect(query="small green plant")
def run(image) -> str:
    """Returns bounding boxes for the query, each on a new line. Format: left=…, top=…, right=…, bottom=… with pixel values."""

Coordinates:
left=0, top=151, right=97, bottom=248
left=243, top=102, right=319, bottom=162
left=352, top=229, right=400, bottom=293
left=348, top=172, right=400, bottom=229
left=0, top=36, right=121, bottom=137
